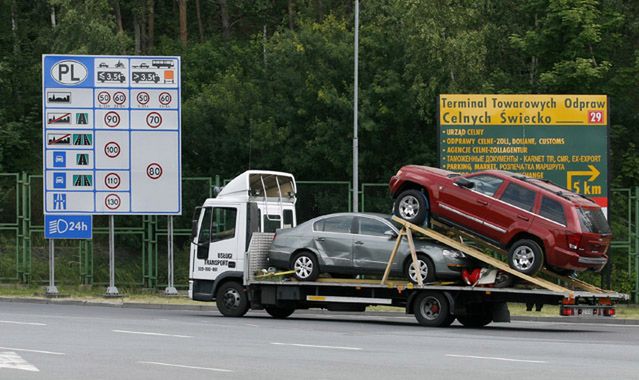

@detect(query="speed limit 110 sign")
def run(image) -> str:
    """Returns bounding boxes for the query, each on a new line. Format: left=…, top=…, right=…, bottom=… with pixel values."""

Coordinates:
left=42, top=54, right=182, bottom=216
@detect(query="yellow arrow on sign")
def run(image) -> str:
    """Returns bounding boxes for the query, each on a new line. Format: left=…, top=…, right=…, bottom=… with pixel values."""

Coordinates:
left=566, top=165, right=600, bottom=191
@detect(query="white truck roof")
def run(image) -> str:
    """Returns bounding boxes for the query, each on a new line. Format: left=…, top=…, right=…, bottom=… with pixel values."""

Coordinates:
left=207, top=170, right=297, bottom=204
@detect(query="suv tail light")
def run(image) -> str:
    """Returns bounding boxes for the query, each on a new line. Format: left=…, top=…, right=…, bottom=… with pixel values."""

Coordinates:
left=566, top=232, right=582, bottom=251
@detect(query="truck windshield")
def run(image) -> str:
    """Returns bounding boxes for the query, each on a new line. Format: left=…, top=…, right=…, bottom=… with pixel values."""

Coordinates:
left=578, top=207, right=611, bottom=234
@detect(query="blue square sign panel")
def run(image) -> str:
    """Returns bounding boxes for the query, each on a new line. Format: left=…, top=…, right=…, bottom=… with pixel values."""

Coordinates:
left=45, top=215, right=92, bottom=239
left=53, top=151, right=66, bottom=167
left=53, top=172, right=66, bottom=189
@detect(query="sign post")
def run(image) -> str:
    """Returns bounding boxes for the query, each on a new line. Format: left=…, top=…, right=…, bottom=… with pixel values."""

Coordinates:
left=106, top=216, right=118, bottom=296
left=43, top=55, right=182, bottom=296
left=46, top=239, right=59, bottom=296
left=165, top=216, right=178, bottom=295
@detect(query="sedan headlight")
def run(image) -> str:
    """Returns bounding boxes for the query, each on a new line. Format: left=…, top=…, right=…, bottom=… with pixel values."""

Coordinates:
left=442, top=249, right=465, bottom=260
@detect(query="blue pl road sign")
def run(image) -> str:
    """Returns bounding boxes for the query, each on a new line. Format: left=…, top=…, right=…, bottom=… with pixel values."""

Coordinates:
left=45, top=215, right=92, bottom=239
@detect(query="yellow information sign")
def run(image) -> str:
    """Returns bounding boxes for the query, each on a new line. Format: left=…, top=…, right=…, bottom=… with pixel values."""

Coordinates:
left=438, top=94, right=609, bottom=210
left=439, top=94, right=607, bottom=126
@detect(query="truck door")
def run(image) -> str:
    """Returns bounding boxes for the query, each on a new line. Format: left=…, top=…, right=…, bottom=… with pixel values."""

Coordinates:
left=190, top=204, right=243, bottom=280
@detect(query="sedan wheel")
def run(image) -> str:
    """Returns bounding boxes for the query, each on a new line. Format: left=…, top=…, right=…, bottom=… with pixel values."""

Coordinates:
left=405, top=255, right=435, bottom=284
left=291, top=251, right=319, bottom=281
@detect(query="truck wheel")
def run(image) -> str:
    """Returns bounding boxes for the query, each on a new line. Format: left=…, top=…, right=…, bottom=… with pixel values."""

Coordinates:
left=215, top=281, right=249, bottom=317
left=265, top=306, right=295, bottom=319
left=413, top=291, right=451, bottom=327
left=508, top=239, right=544, bottom=276
left=457, top=312, right=492, bottom=328
left=291, top=251, right=319, bottom=281
left=394, top=189, right=429, bottom=226
left=405, top=254, right=436, bottom=284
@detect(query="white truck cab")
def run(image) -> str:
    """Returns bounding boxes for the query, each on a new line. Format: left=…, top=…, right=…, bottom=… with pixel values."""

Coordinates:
left=189, top=170, right=297, bottom=302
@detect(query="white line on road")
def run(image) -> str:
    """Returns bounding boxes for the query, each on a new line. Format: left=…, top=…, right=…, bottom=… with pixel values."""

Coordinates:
left=0, top=347, right=64, bottom=356
left=138, top=361, right=232, bottom=372
left=0, top=320, right=46, bottom=326
left=0, top=352, right=39, bottom=372
left=446, top=354, right=546, bottom=364
left=271, top=342, right=362, bottom=351
left=245, top=323, right=259, bottom=327
left=112, top=330, right=191, bottom=338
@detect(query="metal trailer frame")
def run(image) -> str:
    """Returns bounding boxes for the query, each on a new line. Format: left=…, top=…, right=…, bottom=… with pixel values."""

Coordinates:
left=240, top=228, right=628, bottom=327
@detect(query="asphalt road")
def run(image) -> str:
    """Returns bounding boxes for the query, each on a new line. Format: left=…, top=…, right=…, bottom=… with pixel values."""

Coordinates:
left=1, top=302, right=638, bottom=379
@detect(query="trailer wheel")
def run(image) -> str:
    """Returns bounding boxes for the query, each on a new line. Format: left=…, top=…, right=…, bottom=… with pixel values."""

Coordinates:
left=291, top=251, right=320, bottom=281
left=394, top=189, right=429, bottom=226
left=215, top=281, right=249, bottom=317
left=265, top=306, right=296, bottom=319
left=413, top=291, right=451, bottom=327
left=457, top=313, right=493, bottom=328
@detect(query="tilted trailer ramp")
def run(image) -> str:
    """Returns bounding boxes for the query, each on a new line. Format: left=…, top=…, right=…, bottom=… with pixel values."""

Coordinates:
left=241, top=230, right=628, bottom=327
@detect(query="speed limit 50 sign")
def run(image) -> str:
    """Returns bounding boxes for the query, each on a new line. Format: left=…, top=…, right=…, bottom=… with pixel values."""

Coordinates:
left=43, top=54, right=182, bottom=215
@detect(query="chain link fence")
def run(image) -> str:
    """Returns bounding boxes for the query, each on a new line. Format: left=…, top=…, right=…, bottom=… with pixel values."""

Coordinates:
left=1, top=172, right=637, bottom=299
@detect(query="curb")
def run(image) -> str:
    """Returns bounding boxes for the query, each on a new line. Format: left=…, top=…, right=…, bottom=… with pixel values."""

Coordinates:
left=2, top=296, right=638, bottom=325
left=0, top=296, right=215, bottom=311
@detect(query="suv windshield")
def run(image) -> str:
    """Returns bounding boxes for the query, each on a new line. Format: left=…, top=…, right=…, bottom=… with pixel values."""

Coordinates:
left=578, top=207, right=611, bottom=234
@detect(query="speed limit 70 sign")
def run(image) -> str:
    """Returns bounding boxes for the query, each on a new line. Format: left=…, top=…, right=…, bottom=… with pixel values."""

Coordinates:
left=43, top=54, right=182, bottom=215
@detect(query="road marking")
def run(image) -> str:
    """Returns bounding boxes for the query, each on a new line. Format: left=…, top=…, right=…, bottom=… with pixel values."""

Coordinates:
left=0, top=352, right=39, bottom=372
left=0, top=347, right=64, bottom=356
left=245, top=323, right=259, bottom=327
left=446, top=354, right=546, bottom=364
left=112, top=330, right=191, bottom=338
left=138, top=361, right=232, bottom=373
left=271, top=342, right=362, bottom=351
left=0, top=320, right=46, bottom=326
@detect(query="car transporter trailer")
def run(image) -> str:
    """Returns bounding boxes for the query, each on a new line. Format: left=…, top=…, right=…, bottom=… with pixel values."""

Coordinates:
left=213, top=217, right=628, bottom=327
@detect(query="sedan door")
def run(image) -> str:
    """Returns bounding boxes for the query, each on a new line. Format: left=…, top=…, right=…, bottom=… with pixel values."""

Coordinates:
left=353, top=216, right=399, bottom=273
left=312, top=215, right=354, bottom=271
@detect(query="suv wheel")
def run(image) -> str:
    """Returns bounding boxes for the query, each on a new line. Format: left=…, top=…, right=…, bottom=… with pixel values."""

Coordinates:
left=394, top=189, right=429, bottom=226
left=508, top=239, right=544, bottom=276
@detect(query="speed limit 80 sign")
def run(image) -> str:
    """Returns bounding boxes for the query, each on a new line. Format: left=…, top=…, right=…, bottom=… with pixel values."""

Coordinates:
left=43, top=54, right=181, bottom=216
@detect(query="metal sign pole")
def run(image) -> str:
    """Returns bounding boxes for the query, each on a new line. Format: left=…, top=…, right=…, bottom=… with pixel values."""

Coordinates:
left=45, top=239, right=59, bottom=296
left=165, top=216, right=178, bottom=295
left=105, top=215, right=119, bottom=296
left=352, top=0, right=359, bottom=212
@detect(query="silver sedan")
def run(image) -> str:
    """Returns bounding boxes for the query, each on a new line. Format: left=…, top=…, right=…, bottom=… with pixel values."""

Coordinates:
left=268, top=213, right=470, bottom=282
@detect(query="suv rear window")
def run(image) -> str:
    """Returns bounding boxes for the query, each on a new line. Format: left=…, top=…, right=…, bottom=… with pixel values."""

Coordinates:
left=500, top=183, right=536, bottom=211
left=539, top=197, right=566, bottom=225
left=578, top=207, right=611, bottom=234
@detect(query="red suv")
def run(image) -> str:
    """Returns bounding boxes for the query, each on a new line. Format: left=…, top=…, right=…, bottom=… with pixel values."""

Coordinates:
left=389, top=165, right=611, bottom=275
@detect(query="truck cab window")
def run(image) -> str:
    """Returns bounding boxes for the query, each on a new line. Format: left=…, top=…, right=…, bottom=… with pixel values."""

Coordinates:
left=263, top=215, right=282, bottom=233
left=211, top=208, right=237, bottom=242
left=283, top=209, right=294, bottom=228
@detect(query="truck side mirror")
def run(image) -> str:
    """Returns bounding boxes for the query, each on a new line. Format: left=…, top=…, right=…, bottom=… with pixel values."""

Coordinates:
left=191, top=206, right=202, bottom=242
